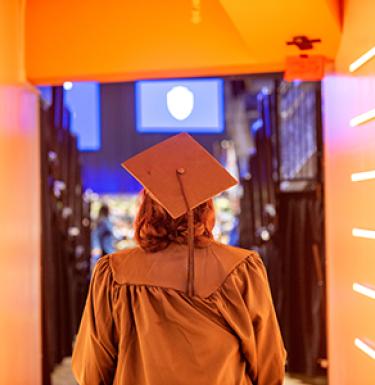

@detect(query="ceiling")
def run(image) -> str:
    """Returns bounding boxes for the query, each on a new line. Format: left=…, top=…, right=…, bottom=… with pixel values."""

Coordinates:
left=25, top=0, right=342, bottom=84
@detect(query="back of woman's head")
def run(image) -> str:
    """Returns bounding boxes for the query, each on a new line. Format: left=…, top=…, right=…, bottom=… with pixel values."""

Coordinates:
left=98, top=204, right=110, bottom=218
left=134, top=190, right=215, bottom=252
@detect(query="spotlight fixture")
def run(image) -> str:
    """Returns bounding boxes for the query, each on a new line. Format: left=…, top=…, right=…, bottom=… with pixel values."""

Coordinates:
left=286, top=36, right=322, bottom=51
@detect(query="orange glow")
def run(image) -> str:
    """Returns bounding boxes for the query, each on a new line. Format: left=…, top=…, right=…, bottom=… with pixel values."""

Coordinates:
left=335, top=0, right=375, bottom=74
left=284, top=55, right=325, bottom=82
left=0, top=0, right=26, bottom=83
left=25, top=0, right=341, bottom=84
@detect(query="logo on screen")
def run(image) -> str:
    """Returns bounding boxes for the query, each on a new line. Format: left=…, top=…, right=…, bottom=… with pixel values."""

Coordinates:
left=166, top=86, right=194, bottom=121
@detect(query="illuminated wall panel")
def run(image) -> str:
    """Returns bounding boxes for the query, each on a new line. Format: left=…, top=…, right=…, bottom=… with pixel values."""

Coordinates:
left=324, top=74, right=375, bottom=385
left=0, top=85, right=41, bottom=385
left=0, top=0, right=41, bottom=383
left=325, top=1, right=375, bottom=378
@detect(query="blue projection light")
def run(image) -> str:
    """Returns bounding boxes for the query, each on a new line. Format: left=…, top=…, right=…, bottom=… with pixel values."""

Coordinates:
left=64, top=82, right=101, bottom=151
left=135, top=78, right=224, bottom=133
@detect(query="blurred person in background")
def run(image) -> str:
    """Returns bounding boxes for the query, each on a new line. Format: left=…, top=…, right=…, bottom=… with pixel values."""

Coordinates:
left=91, top=204, right=116, bottom=265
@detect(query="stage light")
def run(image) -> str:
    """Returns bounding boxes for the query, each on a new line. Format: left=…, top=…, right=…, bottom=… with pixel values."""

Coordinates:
left=350, top=108, right=375, bottom=127
left=351, top=170, right=375, bottom=182
left=63, top=81, right=73, bottom=91
left=354, top=338, right=375, bottom=360
left=353, top=283, right=375, bottom=300
left=349, top=47, right=375, bottom=73
left=352, top=228, right=375, bottom=240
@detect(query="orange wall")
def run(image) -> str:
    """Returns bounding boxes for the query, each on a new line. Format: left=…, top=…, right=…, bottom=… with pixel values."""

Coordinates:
left=0, top=0, right=26, bottom=83
left=0, top=1, right=42, bottom=384
left=324, top=1, right=375, bottom=384
left=334, top=0, right=375, bottom=74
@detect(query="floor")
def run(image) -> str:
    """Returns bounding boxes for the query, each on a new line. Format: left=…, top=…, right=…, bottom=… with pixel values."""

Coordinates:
left=51, top=358, right=76, bottom=385
left=52, top=357, right=326, bottom=385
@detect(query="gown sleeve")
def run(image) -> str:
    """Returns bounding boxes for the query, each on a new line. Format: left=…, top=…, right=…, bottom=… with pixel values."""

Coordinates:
left=72, top=255, right=118, bottom=385
left=217, top=253, right=286, bottom=385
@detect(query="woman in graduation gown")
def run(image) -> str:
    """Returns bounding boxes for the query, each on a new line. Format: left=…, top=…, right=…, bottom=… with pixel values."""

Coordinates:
left=72, top=133, right=286, bottom=385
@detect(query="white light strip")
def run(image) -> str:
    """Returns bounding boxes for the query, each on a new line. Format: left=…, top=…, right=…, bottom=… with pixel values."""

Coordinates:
left=355, top=338, right=375, bottom=360
left=352, top=228, right=375, bottom=240
left=349, top=46, right=375, bottom=72
left=351, top=170, right=375, bottom=182
left=350, top=108, right=375, bottom=127
left=353, top=283, right=375, bottom=300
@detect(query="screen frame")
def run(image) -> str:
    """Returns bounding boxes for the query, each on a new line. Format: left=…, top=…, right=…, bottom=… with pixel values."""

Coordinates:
left=134, top=77, right=225, bottom=134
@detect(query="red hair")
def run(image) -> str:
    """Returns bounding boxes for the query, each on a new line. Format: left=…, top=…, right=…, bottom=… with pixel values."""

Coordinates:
left=134, top=190, right=215, bottom=252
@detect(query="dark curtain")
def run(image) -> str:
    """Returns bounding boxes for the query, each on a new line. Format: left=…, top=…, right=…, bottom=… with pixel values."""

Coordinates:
left=259, top=240, right=283, bottom=320
left=237, top=80, right=326, bottom=377
left=40, top=104, right=54, bottom=385
left=278, top=191, right=326, bottom=376
left=40, top=90, right=92, bottom=384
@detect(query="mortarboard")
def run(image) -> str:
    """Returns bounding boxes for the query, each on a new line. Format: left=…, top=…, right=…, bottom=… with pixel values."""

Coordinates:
left=122, top=132, right=237, bottom=296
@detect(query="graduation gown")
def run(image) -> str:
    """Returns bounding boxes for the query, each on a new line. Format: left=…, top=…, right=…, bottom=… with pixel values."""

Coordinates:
left=72, top=241, right=286, bottom=385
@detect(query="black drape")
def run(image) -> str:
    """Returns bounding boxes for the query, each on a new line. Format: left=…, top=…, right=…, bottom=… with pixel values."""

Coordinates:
left=40, top=90, right=92, bottom=384
left=278, top=191, right=326, bottom=375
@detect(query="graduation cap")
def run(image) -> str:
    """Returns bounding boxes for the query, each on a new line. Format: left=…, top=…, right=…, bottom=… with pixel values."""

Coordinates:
left=122, top=133, right=237, bottom=296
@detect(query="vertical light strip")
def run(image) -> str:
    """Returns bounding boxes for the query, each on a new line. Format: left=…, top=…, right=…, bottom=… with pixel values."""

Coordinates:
left=350, top=108, right=375, bottom=127
left=351, top=170, right=375, bottom=182
left=355, top=338, right=375, bottom=360
left=349, top=46, right=375, bottom=72
left=352, top=228, right=375, bottom=240
left=353, top=283, right=375, bottom=299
